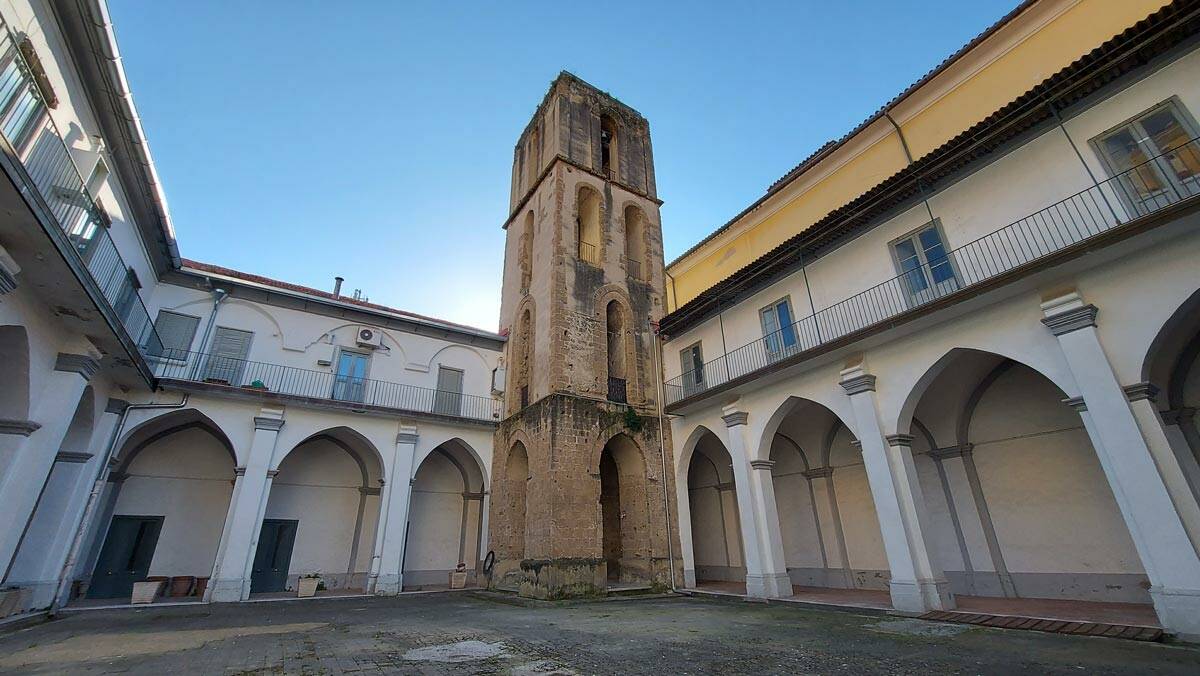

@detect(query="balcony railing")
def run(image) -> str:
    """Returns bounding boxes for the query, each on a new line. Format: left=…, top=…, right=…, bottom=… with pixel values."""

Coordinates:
left=0, top=25, right=163, bottom=360
left=665, top=136, right=1200, bottom=406
left=153, top=349, right=502, bottom=422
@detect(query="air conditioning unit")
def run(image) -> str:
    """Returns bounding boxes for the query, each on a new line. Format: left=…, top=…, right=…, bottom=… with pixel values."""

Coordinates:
left=355, top=326, right=383, bottom=349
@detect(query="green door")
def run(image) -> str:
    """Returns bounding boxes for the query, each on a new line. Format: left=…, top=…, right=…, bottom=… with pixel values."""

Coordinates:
left=250, top=519, right=298, bottom=594
left=87, top=515, right=163, bottom=599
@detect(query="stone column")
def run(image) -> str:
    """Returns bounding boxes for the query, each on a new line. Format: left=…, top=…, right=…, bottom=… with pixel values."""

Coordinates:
left=208, top=408, right=284, bottom=602
left=748, top=458, right=792, bottom=596
left=840, top=364, right=953, bottom=612
left=0, top=353, right=98, bottom=582
left=1041, top=293, right=1200, bottom=637
left=723, top=408, right=789, bottom=598
left=1124, top=384, right=1200, bottom=555
left=675, top=467, right=698, bottom=588
left=374, top=426, right=418, bottom=595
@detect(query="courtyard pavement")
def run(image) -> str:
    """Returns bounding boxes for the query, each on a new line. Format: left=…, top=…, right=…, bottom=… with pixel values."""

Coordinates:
left=1, top=592, right=1199, bottom=674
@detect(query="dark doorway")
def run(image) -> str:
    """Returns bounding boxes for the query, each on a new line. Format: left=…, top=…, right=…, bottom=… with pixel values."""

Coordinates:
left=250, top=519, right=298, bottom=594
left=599, top=448, right=622, bottom=581
left=87, top=515, right=163, bottom=599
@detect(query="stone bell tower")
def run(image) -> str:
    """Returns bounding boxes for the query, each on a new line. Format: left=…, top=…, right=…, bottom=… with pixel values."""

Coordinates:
left=488, top=72, right=679, bottom=597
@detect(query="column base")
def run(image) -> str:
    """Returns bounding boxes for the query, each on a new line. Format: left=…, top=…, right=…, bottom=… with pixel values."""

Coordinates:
left=683, top=568, right=697, bottom=588
left=1150, top=586, right=1200, bottom=640
left=373, top=574, right=402, bottom=596
left=889, top=578, right=954, bottom=613
left=746, top=572, right=791, bottom=599
left=208, top=577, right=249, bottom=603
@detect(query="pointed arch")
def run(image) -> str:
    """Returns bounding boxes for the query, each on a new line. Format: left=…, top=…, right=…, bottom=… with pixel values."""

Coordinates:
left=576, top=184, right=603, bottom=264
left=113, top=408, right=236, bottom=475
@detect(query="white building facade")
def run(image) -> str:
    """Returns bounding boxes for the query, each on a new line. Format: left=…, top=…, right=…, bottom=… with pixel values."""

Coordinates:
left=659, top=0, right=1200, bottom=638
left=0, top=0, right=503, bottom=614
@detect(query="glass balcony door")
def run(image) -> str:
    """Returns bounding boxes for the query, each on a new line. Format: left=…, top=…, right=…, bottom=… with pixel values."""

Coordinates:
left=332, top=350, right=370, bottom=403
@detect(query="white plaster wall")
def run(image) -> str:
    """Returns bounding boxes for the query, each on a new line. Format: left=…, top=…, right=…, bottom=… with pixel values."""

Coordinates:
left=111, top=427, right=234, bottom=578
left=828, top=425, right=889, bottom=583
left=770, top=439, right=823, bottom=569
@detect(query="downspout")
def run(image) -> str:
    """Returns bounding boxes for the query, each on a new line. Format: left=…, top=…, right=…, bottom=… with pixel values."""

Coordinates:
left=85, top=0, right=181, bottom=269
left=50, top=394, right=189, bottom=615
left=191, top=286, right=228, bottom=377
left=651, top=322, right=676, bottom=590
left=884, top=112, right=938, bottom=226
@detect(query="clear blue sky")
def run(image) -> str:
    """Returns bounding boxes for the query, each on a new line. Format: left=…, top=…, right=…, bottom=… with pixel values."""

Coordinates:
left=110, top=0, right=1015, bottom=331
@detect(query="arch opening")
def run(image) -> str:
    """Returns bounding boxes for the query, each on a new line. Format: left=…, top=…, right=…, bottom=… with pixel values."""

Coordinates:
left=598, top=433, right=650, bottom=584
left=85, top=409, right=236, bottom=600
left=0, top=325, right=30, bottom=420
left=623, top=205, right=644, bottom=280
left=1142, top=287, right=1200, bottom=498
left=684, top=428, right=746, bottom=588
left=902, top=348, right=1152, bottom=606
left=403, top=438, right=488, bottom=590
left=255, top=428, right=384, bottom=595
left=576, top=187, right=602, bottom=264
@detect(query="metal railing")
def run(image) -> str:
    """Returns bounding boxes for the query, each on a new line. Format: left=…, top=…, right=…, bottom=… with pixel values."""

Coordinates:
left=665, top=136, right=1200, bottom=405
left=626, top=258, right=642, bottom=280
left=579, top=241, right=599, bottom=265
left=153, top=349, right=502, bottom=422
left=0, top=25, right=163, bottom=359
left=607, top=376, right=627, bottom=404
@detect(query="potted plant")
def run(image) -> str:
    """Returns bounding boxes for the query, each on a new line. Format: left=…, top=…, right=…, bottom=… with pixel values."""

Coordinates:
left=449, top=562, right=468, bottom=589
left=297, top=572, right=322, bottom=598
left=246, top=379, right=269, bottom=391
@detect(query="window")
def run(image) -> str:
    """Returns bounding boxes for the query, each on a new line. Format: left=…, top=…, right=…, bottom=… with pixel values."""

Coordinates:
left=600, top=114, right=618, bottom=178
left=606, top=301, right=627, bottom=403
left=332, top=349, right=370, bottom=403
left=519, top=211, right=533, bottom=293
left=577, top=187, right=601, bottom=264
left=151, top=310, right=199, bottom=360
left=624, top=205, right=644, bottom=280
left=1092, top=99, right=1200, bottom=216
left=0, top=48, right=46, bottom=152
left=680, top=342, right=704, bottom=396
left=202, top=326, right=253, bottom=385
left=434, top=365, right=464, bottom=416
left=891, top=221, right=958, bottom=304
left=760, top=297, right=798, bottom=358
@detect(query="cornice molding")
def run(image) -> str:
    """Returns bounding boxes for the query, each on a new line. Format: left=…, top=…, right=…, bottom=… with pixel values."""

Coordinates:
left=1122, top=382, right=1159, bottom=403
left=0, top=418, right=41, bottom=436
left=840, top=374, right=876, bottom=395
left=253, top=416, right=285, bottom=432
left=55, top=352, right=101, bottom=380
left=722, top=411, right=748, bottom=428
left=749, top=459, right=775, bottom=471
left=1041, top=304, right=1098, bottom=336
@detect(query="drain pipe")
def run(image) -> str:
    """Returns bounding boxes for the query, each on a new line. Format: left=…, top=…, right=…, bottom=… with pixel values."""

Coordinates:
left=651, top=323, right=676, bottom=591
left=190, top=286, right=228, bottom=376
left=50, top=394, right=189, bottom=615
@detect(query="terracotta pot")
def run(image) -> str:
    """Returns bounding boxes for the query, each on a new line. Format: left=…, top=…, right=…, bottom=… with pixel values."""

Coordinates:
left=193, top=577, right=209, bottom=598
left=131, top=580, right=163, bottom=605
left=168, top=576, right=194, bottom=597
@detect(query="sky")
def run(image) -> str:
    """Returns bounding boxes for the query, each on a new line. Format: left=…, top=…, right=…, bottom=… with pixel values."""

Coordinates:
left=109, top=0, right=1016, bottom=332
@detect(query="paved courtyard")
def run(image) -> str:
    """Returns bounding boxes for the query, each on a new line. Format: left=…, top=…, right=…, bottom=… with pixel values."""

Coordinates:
left=1, top=592, right=1199, bottom=675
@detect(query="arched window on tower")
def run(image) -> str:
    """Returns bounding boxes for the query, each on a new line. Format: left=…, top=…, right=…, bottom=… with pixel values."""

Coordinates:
left=606, top=300, right=627, bottom=403
left=520, top=211, right=534, bottom=293
left=577, top=187, right=601, bottom=264
left=624, top=205, right=644, bottom=280
left=517, top=308, right=532, bottom=408
left=600, top=114, right=618, bottom=179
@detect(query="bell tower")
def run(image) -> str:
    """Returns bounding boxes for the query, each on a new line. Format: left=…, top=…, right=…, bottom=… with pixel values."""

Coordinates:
left=489, top=72, right=679, bottom=597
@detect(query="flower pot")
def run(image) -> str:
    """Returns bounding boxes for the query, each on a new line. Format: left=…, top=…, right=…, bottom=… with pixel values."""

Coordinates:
left=193, top=577, right=209, bottom=598
left=449, top=572, right=468, bottom=589
left=0, top=589, right=20, bottom=618
left=297, top=577, right=320, bottom=598
left=131, top=580, right=163, bottom=604
left=168, top=576, right=195, bottom=597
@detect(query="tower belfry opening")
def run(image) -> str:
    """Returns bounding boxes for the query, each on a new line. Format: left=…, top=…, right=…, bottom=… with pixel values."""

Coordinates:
left=488, top=72, right=679, bottom=598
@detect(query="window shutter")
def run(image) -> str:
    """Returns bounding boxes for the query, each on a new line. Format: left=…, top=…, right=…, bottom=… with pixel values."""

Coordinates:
left=203, top=327, right=253, bottom=384
left=153, top=310, right=199, bottom=356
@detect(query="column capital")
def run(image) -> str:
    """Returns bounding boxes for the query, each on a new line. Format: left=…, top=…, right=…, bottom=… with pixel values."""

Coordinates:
left=1062, top=396, right=1087, bottom=412
left=1122, top=382, right=1160, bottom=403
left=840, top=368, right=876, bottom=395
left=802, top=466, right=834, bottom=479
left=886, top=433, right=914, bottom=448
left=55, top=451, right=93, bottom=463
left=1040, top=292, right=1098, bottom=336
left=0, top=418, right=41, bottom=436
left=0, top=245, right=18, bottom=294
left=253, top=416, right=285, bottom=432
left=396, top=429, right=419, bottom=445
left=722, top=411, right=748, bottom=428
left=234, top=466, right=247, bottom=476
left=360, top=486, right=381, bottom=496
left=267, top=469, right=280, bottom=478
left=749, top=459, right=775, bottom=470
left=55, top=352, right=101, bottom=380
left=849, top=439, right=862, bottom=449
left=105, top=398, right=130, bottom=415
left=929, top=443, right=973, bottom=460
